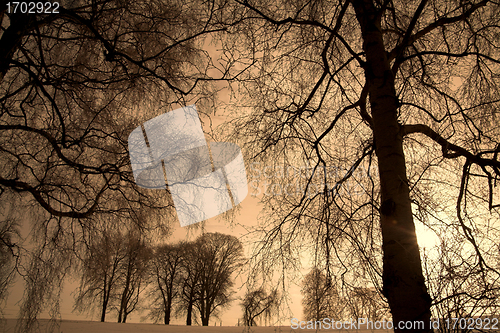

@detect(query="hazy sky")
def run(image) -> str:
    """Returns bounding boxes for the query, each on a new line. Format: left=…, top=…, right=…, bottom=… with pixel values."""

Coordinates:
left=3, top=189, right=305, bottom=326
left=3, top=101, right=442, bottom=326
left=3, top=105, right=308, bottom=326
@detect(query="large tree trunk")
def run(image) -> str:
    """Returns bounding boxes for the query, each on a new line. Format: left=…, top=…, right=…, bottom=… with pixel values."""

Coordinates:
left=118, top=269, right=131, bottom=323
left=101, top=280, right=108, bottom=322
left=164, top=296, right=172, bottom=325
left=186, top=301, right=193, bottom=326
left=100, top=307, right=106, bottom=322
left=117, top=290, right=124, bottom=323
left=201, top=305, right=209, bottom=326
left=164, top=311, right=170, bottom=325
left=100, top=297, right=107, bottom=322
left=201, top=292, right=209, bottom=326
left=351, top=1, right=432, bottom=331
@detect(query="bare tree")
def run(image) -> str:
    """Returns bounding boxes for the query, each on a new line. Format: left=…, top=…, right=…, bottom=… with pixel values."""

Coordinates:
left=177, top=240, right=204, bottom=326
left=148, top=242, right=185, bottom=325
left=0, top=0, right=239, bottom=330
left=117, top=230, right=151, bottom=323
left=174, top=233, right=244, bottom=326
left=241, top=287, right=279, bottom=326
left=74, top=229, right=127, bottom=322
left=219, top=0, right=500, bottom=329
left=195, top=232, right=244, bottom=326
left=346, top=287, right=389, bottom=322
left=301, top=267, right=343, bottom=321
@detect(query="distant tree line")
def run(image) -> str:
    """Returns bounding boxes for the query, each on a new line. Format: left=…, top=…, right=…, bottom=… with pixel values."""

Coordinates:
left=301, top=267, right=390, bottom=322
left=74, top=231, right=243, bottom=326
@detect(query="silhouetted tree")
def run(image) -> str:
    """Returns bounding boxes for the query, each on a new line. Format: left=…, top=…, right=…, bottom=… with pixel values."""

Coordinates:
left=177, top=240, right=204, bottom=326
left=75, top=228, right=151, bottom=323
left=0, top=0, right=237, bottom=330
left=241, top=287, right=279, bottom=326
left=221, top=0, right=500, bottom=329
left=301, top=268, right=342, bottom=321
left=347, top=287, right=389, bottom=322
left=195, top=232, right=244, bottom=326
left=74, top=229, right=127, bottom=322
left=173, top=233, right=243, bottom=326
left=148, top=242, right=185, bottom=325
left=117, top=230, right=151, bottom=323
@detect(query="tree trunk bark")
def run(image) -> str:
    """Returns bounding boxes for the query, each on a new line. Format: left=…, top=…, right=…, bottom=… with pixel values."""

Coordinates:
left=100, top=298, right=107, bottom=323
left=186, top=302, right=193, bottom=326
left=351, top=1, right=432, bottom=331
left=101, top=280, right=108, bottom=322
left=118, top=279, right=130, bottom=323
left=164, top=296, right=171, bottom=325
left=201, top=297, right=209, bottom=326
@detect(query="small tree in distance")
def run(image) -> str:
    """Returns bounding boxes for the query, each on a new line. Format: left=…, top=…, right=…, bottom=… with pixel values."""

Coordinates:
left=74, top=227, right=151, bottom=323
left=117, top=231, right=151, bottom=323
left=346, top=287, right=389, bottom=322
left=301, top=267, right=343, bottom=321
left=74, top=229, right=127, bottom=322
left=195, top=232, right=244, bottom=326
left=148, top=242, right=185, bottom=325
left=241, top=287, right=279, bottom=326
left=148, top=232, right=244, bottom=326
left=177, top=240, right=204, bottom=326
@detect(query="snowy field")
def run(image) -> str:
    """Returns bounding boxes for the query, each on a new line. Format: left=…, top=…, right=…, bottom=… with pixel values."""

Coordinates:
left=1, top=319, right=393, bottom=333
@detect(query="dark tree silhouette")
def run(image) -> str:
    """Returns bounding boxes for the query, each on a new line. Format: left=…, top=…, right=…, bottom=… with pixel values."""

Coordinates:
left=301, top=268, right=342, bottom=321
left=75, top=228, right=150, bottom=323
left=195, top=232, right=244, bottom=326
left=347, top=287, right=389, bottom=322
left=241, top=287, right=279, bottom=326
left=220, top=0, right=500, bottom=330
left=117, top=230, right=151, bottom=323
left=177, top=239, right=204, bottom=326
left=0, top=0, right=238, bottom=330
left=174, top=233, right=245, bottom=326
left=148, top=242, right=185, bottom=325
left=74, top=229, right=127, bottom=322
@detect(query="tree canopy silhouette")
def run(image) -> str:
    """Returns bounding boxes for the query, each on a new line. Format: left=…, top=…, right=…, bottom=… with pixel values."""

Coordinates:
left=2, top=0, right=500, bottom=331
left=301, top=267, right=341, bottom=321
left=241, top=287, right=279, bottom=326
left=221, top=0, right=500, bottom=330
left=0, top=1, right=236, bottom=331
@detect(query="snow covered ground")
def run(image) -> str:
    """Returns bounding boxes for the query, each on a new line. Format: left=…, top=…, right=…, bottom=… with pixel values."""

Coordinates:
left=1, top=319, right=393, bottom=333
